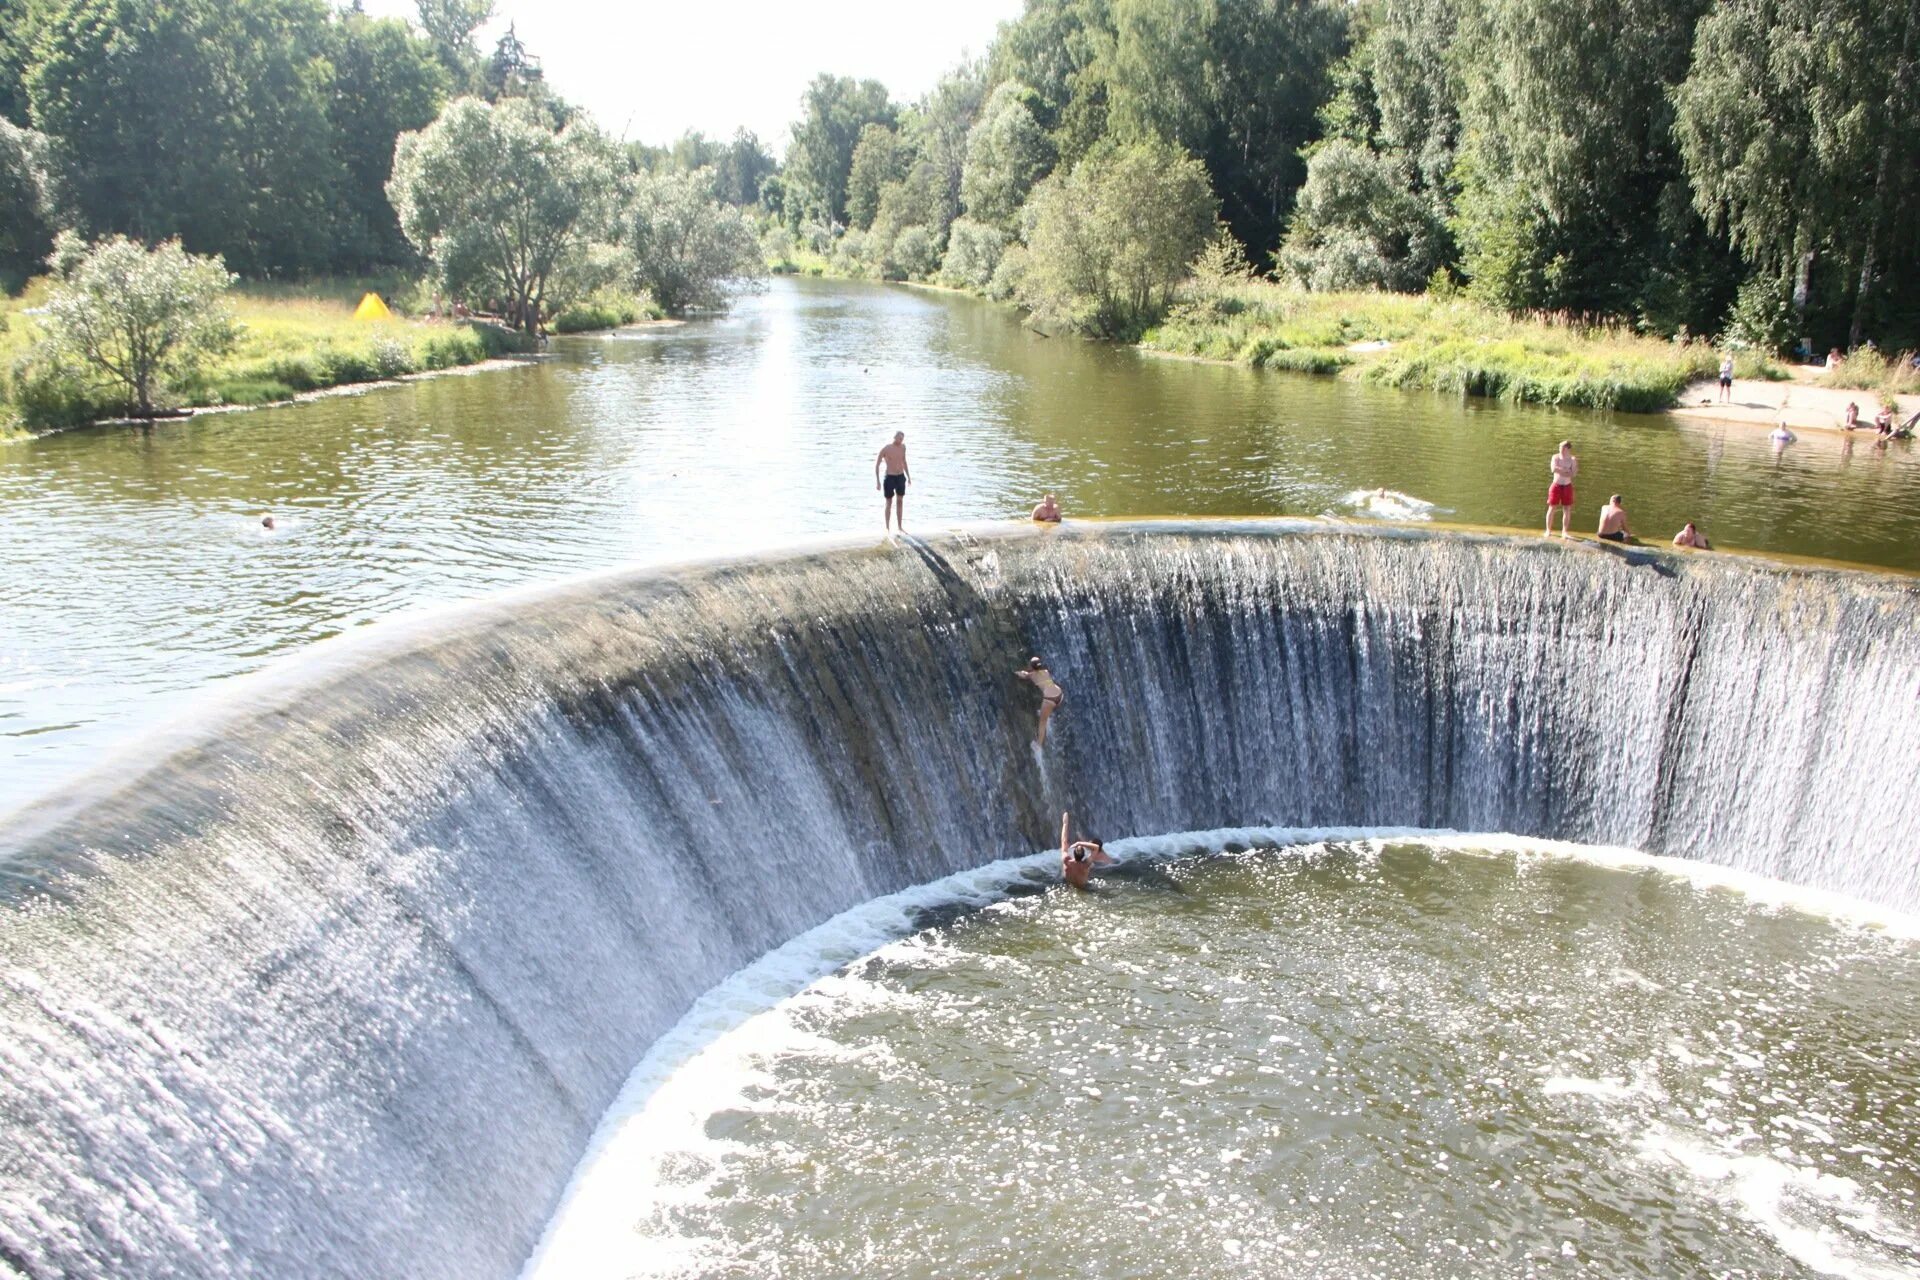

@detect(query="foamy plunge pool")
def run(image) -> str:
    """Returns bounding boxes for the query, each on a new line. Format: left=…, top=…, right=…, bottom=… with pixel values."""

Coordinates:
left=528, top=833, right=1920, bottom=1280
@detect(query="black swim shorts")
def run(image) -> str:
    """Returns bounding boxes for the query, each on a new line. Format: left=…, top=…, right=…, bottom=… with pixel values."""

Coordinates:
left=1718, top=374, right=1732, bottom=387
left=1599, top=530, right=1628, bottom=543
left=884, top=473, right=907, bottom=498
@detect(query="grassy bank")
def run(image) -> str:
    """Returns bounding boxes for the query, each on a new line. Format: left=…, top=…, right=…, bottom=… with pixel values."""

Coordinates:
left=1144, top=281, right=1783, bottom=413
left=1, top=277, right=526, bottom=432
left=1812, top=349, right=1920, bottom=399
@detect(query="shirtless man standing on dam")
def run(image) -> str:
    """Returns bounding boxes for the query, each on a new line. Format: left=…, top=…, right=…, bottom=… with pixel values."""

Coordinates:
left=875, top=431, right=910, bottom=532
left=1060, top=812, right=1114, bottom=889
left=1546, top=440, right=1578, bottom=538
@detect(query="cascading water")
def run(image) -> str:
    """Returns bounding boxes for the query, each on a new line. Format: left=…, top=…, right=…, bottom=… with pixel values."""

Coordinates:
left=0, top=521, right=1915, bottom=1279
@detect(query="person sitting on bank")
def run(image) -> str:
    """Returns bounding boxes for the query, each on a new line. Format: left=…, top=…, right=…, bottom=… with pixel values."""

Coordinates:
left=1059, top=811, right=1114, bottom=890
left=1015, top=656, right=1065, bottom=747
left=1597, top=495, right=1632, bottom=543
left=1032, top=493, right=1062, bottom=522
left=1875, top=404, right=1896, bottom=437
left=1673, top=522, right=1711, bottom=550
left=1843, top=401, right=1860, bottom=430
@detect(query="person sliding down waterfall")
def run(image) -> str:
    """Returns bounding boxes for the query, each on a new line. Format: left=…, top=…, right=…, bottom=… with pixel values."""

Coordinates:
left=1060, top=811, right=1114, bottom=889
left=1015, top=656, right=1065, bottom=747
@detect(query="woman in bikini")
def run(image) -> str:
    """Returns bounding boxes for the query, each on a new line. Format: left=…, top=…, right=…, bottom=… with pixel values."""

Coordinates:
left=1015, top=656, right=1065, bottom=747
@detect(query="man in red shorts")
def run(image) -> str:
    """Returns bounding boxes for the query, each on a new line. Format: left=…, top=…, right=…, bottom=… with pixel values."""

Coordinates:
left=1546, top=440, right=1578, bottom=539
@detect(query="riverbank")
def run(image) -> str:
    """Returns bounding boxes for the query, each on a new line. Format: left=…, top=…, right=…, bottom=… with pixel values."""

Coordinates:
left=1669, top=367, right=1915, bottom=435
left=1, top=278, right=523, bottom=432
left=1142, top=281, right=1784, bottom=412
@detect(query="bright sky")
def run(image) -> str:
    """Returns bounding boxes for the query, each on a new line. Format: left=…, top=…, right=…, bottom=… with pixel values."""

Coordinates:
left=359, top=0, right=1026, bottom=155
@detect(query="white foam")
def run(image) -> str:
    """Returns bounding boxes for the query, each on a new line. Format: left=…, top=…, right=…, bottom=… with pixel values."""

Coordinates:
left=1642, top=1126, right=1920, bottom=1279
left=1339, top=488, right=1444, bottom=522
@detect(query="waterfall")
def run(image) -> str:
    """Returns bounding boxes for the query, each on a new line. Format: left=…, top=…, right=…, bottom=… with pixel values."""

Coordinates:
left=0, top=521, right=1914, bottom=1279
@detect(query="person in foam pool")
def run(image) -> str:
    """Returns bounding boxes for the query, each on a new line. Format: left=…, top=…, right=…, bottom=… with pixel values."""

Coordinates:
left=1060, top=811, right=1114, bottom=889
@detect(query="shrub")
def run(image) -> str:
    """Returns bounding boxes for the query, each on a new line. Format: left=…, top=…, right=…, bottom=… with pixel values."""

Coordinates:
left=885, top=225, right=938, bottom=281
left=941, top=219, right=1005, bottom=292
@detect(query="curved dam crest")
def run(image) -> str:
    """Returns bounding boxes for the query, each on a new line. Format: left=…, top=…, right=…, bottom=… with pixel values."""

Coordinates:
left=0, top=521, right=1916, bottom=1279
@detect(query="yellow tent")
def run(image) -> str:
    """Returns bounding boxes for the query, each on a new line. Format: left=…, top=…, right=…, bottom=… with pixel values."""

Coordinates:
left=353, top=292, right=393, bottom=322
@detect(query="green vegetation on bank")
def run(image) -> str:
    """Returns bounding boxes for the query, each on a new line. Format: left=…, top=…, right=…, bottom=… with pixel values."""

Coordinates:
left=1145, top=279, right=1783, bottom=413
left=2, top=272, right=517, bottom=431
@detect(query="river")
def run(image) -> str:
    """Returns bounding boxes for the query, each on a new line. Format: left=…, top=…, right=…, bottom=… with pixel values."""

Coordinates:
left=1, top=277, right=1914, bottom=816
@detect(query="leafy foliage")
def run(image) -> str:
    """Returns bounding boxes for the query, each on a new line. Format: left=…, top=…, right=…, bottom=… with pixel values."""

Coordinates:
left=36, top=231, right=235, bottom=415
left=784, top=74, right=894, bottom=227
left=1018, top=138, right=1217, bottom=337
left=623, top=168, right=765, bottom=313
left=960, top=82, right=1054, bottom=229
left=388, top=96, right=618, bottom=331
left=0, top=118, right=50, bottom=288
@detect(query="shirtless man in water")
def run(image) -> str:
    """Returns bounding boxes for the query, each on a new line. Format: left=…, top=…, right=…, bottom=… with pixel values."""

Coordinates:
left=1597, top=494, right=1632, bottom=543
left=875, top=431, right=909, bottom=531
left=1015, top=656, right=1064, bottom=746
left=1060, top=811, right=1114, bottom=889
left=1031, top=492, right=1062, bottom=522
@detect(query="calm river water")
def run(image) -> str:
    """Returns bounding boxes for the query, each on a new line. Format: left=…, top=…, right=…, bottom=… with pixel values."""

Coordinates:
left=2, top=278, right=1915, bottom=814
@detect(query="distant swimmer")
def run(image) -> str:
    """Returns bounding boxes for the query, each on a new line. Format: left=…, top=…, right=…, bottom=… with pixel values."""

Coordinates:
left=1672, top=521, right=1711, bottom=550
left=261, top=515, right=276, bottom=530
left=1597, top=494, right=1632, bottom=543
left=875, top=430, right=910, bottom=532
left=1032, top=492, right=1062, bottom=522
left=1770, top=421, right=1796, bottom=445
left=1060, top=811, right=1114, bottom=889
left=1015, top=655, right=1064, bottom=747
left=1546, top=440, right=1578, bottom=538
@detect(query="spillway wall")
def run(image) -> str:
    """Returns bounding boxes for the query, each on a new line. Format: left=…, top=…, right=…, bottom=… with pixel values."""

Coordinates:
left=1, top=523, right=1915, bottom=1278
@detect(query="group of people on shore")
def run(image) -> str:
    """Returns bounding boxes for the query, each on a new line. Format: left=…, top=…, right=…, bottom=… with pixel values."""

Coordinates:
left=1547, top=440, right=1710, bottom=549
left=1840, top=400, right=1919, bottom=440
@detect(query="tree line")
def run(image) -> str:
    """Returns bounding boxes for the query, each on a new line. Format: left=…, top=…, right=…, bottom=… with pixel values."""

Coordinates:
left=4, top=0, right=1916, bottom=350
left=767, top=0, right=1919, bottom=348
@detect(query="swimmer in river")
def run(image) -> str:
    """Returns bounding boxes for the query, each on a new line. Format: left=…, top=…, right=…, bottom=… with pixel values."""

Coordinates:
left=1015, top=655, right=1064, bottom=747
left=1031, top=492, right=1062, bottom=522
left=261, top=515, right=276, bottom=530
left=875, top=430, right=909, bottom=532
left=1672, top=521, right=1711, bottom=550
left=1060, top=811, right=1114, bottom=889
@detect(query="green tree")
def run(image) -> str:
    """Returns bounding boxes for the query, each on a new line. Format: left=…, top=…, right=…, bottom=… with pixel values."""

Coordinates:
left=1104, top=0, right=1348, bottom=259
left=712, top=129, right=775, bottom=206
left=388, top=96, right=619, bottom=331
left=0, top=118, right=51, bottom=288
left=27, top=0, right=343, bottom=275
left=941, top=217, right=1008, bottom=290
left=1676, top=0, right=1920, bottom=345
left=899, top=60, right=988, bottom=237
left=414, top=0, right=490, bottom=88
left=324, top=9, right=447, bottom=269
left=1018, top=138, right=1217, bottom=337
left=960, top=82, right=1055, bottom=229
left=845, top=123, right=904, bottom=230
left=1450, top=0, right=1712, bottom=316
left=784, top=74, right=895, bottom=226
left=37, top=231, right=235, bottom=417
left=0, top=0, right=50, bottom=125
left=989, top=0, right=1117, bottom=166
left=623, top=167, right=765, bottom=313
left=1278, top=140, right=1441, bottom=290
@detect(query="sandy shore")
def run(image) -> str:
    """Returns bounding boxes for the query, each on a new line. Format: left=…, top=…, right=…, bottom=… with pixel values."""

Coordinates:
left=1668, top=368, right=1912, bottom=435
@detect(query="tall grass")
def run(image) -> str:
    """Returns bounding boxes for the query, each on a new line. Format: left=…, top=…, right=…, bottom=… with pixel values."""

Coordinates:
left=1814, top=350, right=1920, bottom=398
left=1144, top=280, right=1783, bottom=412
left=2, top=277, right=520, bottom=430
